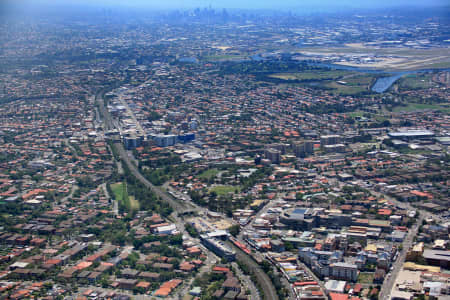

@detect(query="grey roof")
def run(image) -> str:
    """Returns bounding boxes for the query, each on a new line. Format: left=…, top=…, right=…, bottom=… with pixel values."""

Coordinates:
left=423, top=249, right=450, bottom=262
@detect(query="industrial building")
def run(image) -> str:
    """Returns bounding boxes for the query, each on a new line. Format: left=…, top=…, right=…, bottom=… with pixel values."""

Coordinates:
left=200, top=235, right=235, bottom=261
left=388, top=129, right=435, bottom=141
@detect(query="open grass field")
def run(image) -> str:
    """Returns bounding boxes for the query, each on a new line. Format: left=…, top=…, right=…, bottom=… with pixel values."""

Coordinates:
left=111, top=182, right=140, bottom=211
left=210, top=185, right=240, bottom=195
left=269, top=70, right=379, bottom=95
left=358, top=272, right=374, bottom=284
left=128, top=195, right=140, bottom=211
left=397, top=73, right=437, bottom=90
left=346, top=111, right=366, bottom=118
left=111, top=182, right=126, bottom=202
left=204, top=54, right=248, bottom=61
left=198, top=168, right=220, bottom=180
left=393, top=102, right=450, bottom=113
left=268, top=70, right=351, bottom=81
left=326, top=81, right=368, bottom=95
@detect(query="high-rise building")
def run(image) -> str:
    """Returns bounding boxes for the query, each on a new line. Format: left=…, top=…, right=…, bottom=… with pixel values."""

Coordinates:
left=294, top=140, right=315, bottom=157
left=264, top=148, right=281, bottom=164
left=321, top=135, right=341, bottom=146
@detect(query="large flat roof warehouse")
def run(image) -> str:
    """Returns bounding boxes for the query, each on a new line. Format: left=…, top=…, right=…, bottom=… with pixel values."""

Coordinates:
left=388, top=129, right=434, bottom=139
left=324, top=280, right=346, bottom=293
left=423, top=249, right=450, bottom=262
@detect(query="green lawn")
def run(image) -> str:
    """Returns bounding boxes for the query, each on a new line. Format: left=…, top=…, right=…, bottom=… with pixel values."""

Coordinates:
left=204, top=54, right=248, bottom=61
left=398, top=74, right=435, bottom=90
left=420, top=62, right=450, bottom=69
left=111, top=182, right=126, bottom=202
left=346, top=111, right=366, bottom=117
left=269, top=70, right=351, bottom=81
left=198, top=168, right=220, bottom=180
left=111, top=182, right=139, bottom=211
left=326, top=81, right=368, bottom=95
left=358, top=272, right=374, bottom=284
left=210, top=185, right=240, bottom=196
left=128, top=196, right=140, bottom=210
left=269, top=71, right=378, bottom=95
left=393, top=103, right=450, bottom=113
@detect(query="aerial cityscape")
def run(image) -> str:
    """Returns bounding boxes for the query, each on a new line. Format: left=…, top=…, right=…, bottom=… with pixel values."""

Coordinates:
left=0, top=0, right=449, bottom=299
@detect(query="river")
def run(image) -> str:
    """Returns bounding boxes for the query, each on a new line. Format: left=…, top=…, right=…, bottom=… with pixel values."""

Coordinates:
left=305, top=62, right=450, bottom=93
left=177, top=55, right=448, bottom=93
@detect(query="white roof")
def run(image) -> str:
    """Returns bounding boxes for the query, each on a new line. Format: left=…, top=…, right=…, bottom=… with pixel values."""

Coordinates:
left=10, top=261, right=29, bottom=268
left=324, top=280, right=346, bottom=293
left=156, top=224, right=177, bottom=233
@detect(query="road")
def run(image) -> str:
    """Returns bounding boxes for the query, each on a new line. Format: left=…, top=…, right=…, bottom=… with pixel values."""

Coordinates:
left=64, top=138, right=79, bottom=158
left=374, top=192, right=430, bottom=300
left=96, top=86, right=278, bottom=300
left=115, top=142, right=192, bottom=214
left=296, top=259, right=328, bottom=298
left=100, top=182, right=117, bottom=216
left=379, top=214, right=424, bottom=299
left=115, top=89, right=145, bottom=135
left=61, top=184, right=78, bottom=203
left=174, top=249, right=219, bottom=299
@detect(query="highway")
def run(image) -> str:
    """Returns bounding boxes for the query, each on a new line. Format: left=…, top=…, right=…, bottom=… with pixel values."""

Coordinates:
left=96, top=88, right=192, bottom=214
left=99, top=85, right=434, bottom=300
left=115, top=142, right=192, bottom=214
left=96, top=86, right=279, bottom=299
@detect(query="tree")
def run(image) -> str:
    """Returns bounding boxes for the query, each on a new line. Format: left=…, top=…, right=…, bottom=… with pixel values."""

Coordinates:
left=228, top=225, right=240, bottom=237
left=284, top=241, right=294, bottom=251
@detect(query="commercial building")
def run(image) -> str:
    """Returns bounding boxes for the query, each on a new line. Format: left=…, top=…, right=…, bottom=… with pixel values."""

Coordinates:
left=324, top=280, right=346, bottom=293
left=423, top=249, right=450, bottom=268
left=323, top=144, right=346, bottom=153
left=329, top=262, right=358, bottom=282
left=178, top=133, right=195, bottom=143
left=149, top=134, right=177, bottom=147
left=280, top=207, right=317, bottom=230
left=200, top=235, right=235, bottom=262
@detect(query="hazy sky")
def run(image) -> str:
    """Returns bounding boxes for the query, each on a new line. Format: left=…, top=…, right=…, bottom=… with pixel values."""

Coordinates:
left=4, top=0, right=449, bottom=10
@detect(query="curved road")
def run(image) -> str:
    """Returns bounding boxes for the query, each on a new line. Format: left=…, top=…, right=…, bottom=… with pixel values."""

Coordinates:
left=97, top=87, right=278, bottom=300
left=95, top=89, right=192, bottom=214
left=114, top=142, right=193, bottom=214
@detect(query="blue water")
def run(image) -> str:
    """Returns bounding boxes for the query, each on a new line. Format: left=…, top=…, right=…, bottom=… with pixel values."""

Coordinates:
left=371, top=74, right=405, bottom=93
left=184, top=52, right=448, bottom=93
left=305, top=62, right=450, bottom=93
